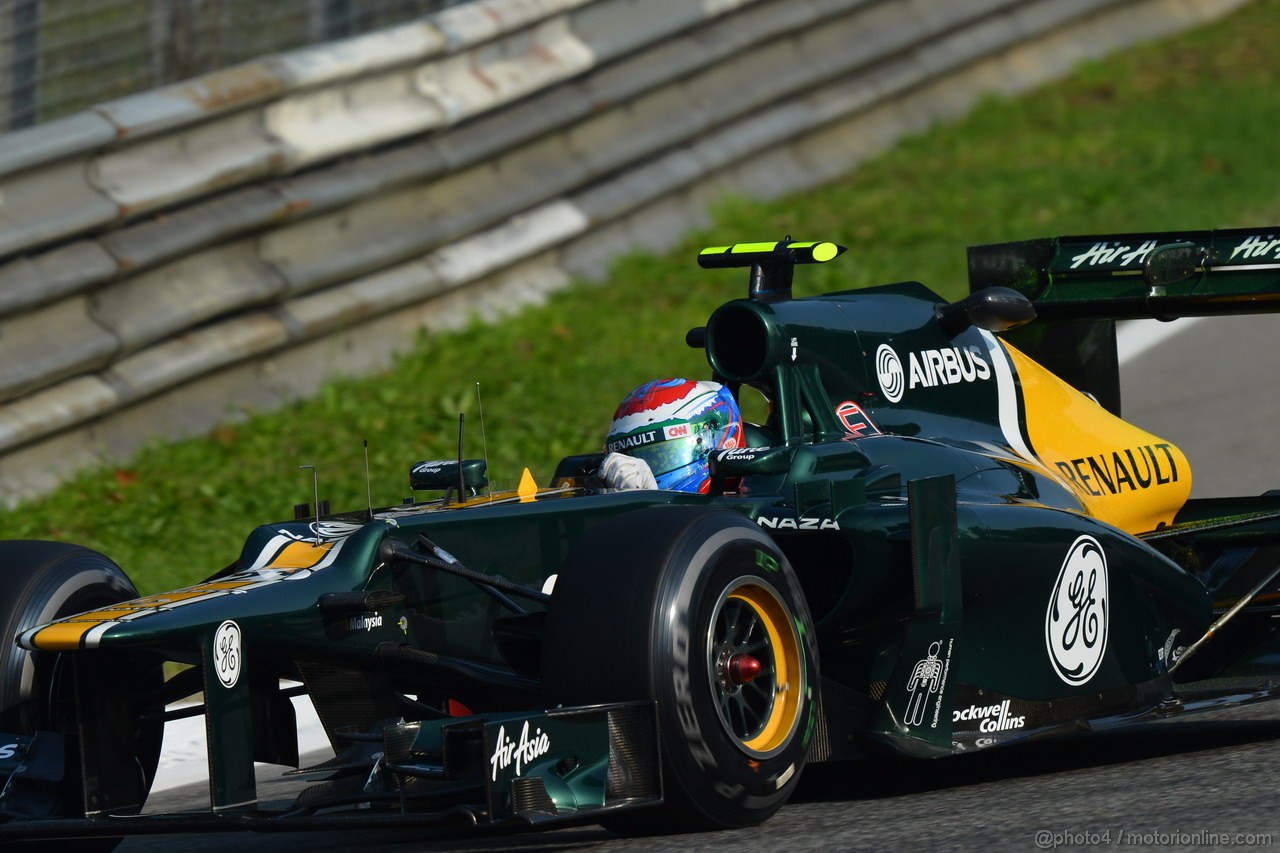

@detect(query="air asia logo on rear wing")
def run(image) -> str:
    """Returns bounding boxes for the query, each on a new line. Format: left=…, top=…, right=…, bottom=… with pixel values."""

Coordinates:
left=1228, top=234, right=1280, bottom=261
left=1067, top=233, right=1280, bottom=270
left=1068, top=240, right=1158, bottom=269
left=969, top=227, right=1280, bottom=318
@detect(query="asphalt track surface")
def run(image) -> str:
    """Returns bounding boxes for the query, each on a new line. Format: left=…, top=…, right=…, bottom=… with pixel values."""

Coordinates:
left=125, top=705, right=1280, bottom=852
left=116, top=317, right=1280, bottom=851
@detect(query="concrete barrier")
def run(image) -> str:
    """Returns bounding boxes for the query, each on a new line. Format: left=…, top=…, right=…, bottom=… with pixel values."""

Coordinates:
left=0, top=0, right=1252, bottom=503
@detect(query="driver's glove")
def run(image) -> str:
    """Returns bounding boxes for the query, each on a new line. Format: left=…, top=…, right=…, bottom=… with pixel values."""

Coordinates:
left=599, top=452, right=658, bottom=491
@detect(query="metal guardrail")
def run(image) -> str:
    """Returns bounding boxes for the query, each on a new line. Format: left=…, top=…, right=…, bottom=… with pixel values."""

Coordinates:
left=0, top=0, right=463, bottom=132
left=0, top=0, right=1252, bottom=504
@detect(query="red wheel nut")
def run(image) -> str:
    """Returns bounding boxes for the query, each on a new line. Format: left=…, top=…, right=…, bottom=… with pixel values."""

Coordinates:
left=728, top=653, right=762, bottom=684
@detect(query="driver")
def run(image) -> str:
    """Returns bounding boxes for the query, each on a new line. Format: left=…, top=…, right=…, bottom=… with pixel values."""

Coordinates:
left=599, top=378, right=742, bottom=493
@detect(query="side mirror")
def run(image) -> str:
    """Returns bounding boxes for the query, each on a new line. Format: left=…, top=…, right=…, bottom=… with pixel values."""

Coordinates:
left=935, top=287, right=1036, bottom=335
left=1143, top=242, right=1203, bottom=288
left=410, top=459, right=488, bottom=493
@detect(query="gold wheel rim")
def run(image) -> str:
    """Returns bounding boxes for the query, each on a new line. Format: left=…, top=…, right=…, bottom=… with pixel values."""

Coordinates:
left=708, top=578, right=804, bottom=756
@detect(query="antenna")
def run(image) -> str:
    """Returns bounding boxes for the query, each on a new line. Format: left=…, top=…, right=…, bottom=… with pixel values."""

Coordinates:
left=456, top=413, right=467, bottom=504
left=475, top=382, right=490, bottom=495
left=363, top=439, right=373, bottom=520
left=299, top=464, right=320, bottom=542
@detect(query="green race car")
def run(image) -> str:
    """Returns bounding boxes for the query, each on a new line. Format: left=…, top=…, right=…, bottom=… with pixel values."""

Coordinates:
left=3, top=230, right=1280, bottom=844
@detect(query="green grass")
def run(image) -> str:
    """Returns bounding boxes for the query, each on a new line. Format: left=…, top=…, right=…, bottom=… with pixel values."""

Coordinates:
left=4, top=1, right=1280, bottom=593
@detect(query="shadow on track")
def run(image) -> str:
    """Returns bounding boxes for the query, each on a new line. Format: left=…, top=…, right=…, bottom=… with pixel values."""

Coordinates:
left=792, top=714, right=1280, bottom=804
left=122, top=709, right=1280, bottom=851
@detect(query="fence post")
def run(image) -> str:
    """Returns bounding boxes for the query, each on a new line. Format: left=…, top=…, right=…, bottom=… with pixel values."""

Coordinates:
left=9, top=0, right=39, bottom=129
left=311, top=0, right=354, bottom=42
left=149, top=0, right=171, bottom=86
left=161, top=0, right=220, bottom=84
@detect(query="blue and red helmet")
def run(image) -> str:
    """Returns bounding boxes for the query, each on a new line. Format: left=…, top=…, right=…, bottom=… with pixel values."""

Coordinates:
left=605, top=378, right=742, bottom=493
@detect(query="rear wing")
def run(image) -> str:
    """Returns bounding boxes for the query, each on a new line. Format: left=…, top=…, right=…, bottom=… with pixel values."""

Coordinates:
left=968, top=227, right=1280, bottom=320
left=968, top=227, right=1280, bottom=417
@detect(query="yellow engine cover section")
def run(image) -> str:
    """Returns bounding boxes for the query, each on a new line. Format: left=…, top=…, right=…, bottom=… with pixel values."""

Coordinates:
left=1005, top=343, right=1191, bottom=534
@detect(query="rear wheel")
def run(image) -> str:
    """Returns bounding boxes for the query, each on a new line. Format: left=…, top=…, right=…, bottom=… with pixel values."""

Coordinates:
left=0, top=541, right=162, bottom=846
left=542, top=507, right=819, bottom=832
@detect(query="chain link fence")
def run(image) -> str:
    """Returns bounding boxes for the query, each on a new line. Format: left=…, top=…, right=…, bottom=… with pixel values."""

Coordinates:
left=0, top=0, right=462, bottom=132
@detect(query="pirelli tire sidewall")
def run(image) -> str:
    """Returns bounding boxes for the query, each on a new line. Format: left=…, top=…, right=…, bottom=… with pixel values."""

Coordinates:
left=0, top=541, right=139, bottom=729
left=543, top=506, right=819, bottom=829
left=0, top=539, right=158, bottom=828
left=649, top=513, right=819, bottom=826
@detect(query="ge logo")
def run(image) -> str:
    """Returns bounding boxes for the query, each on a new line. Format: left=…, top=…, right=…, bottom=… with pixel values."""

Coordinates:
left=876, top=344, right=904, bottom=403
left=213, top=620, right=242, bottom=689
left=1045, top=535, right=1109, bottom=686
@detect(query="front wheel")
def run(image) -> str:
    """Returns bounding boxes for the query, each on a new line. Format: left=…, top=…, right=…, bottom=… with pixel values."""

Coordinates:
left=0, top=540, right=162, bottom=845
left=542, top=507, right=819, bottom=832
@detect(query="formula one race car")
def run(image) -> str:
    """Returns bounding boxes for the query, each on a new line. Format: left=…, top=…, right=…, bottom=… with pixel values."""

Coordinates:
left=4, top=229, right=1280, bottom=845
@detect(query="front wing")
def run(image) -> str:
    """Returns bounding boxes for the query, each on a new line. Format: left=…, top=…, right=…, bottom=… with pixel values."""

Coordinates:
left=0, top=701, right=660, bottom=842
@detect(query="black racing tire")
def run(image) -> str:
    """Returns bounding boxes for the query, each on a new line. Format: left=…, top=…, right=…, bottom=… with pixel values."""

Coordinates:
left=542, top=507, right=819, bottom=833
left=0, top=540, right=163, bottom=842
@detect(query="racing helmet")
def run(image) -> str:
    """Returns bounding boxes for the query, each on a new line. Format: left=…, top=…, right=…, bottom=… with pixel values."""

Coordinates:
left=605, top=378, right=742, bottom=493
